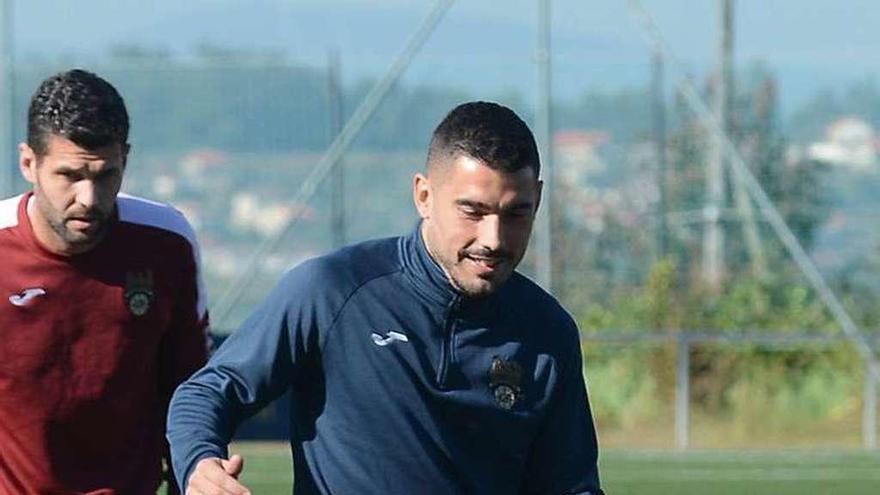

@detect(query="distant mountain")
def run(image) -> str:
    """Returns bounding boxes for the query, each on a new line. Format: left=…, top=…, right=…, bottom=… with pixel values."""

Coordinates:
left=16, top=0, right=880, bottom=114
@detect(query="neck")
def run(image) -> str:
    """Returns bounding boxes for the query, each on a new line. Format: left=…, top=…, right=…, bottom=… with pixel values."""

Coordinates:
left=419, top=222, right=462, bottom=295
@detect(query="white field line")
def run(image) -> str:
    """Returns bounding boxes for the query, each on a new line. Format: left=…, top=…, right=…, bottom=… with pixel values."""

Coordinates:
left=604, top=449, right=880, bottom=462
left=604, top=467, right=880, bottom=482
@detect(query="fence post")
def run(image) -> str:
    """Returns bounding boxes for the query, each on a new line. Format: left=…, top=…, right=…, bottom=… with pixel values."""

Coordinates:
left=865, top=358, right=877, bottom=450
left=675, top=333, right=690, bottom=450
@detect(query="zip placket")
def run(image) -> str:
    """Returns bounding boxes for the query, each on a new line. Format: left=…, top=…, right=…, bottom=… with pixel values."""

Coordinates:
left=436, top=295, right=461, bottom=388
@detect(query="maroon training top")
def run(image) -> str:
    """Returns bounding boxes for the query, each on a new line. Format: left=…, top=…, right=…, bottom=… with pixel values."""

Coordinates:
left=0, top=192, right=209, bottom=494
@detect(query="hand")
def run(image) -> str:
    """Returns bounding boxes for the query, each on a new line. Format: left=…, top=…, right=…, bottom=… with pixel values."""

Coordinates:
left=185, top=454, right=250, bottom=495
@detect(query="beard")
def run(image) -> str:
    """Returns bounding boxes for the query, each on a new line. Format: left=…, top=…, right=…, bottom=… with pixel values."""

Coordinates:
left=39, top=199, right=110, bottom=251
left=443, top=246, right=517, bottom=298
left=421, top=223, right=524, bottom=299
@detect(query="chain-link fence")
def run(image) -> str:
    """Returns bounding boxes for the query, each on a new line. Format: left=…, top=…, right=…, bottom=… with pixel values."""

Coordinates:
left=4, top=0, right=880, bottom=451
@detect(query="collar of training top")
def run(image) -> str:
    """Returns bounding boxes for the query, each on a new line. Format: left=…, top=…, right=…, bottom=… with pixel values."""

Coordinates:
left=400, top=223, right=503, bottom=317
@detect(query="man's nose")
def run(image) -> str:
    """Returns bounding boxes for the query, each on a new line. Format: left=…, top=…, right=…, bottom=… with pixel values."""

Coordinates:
left=478, top=215, right=503, bottom=251
left=75, top=180, right=97, bottom=210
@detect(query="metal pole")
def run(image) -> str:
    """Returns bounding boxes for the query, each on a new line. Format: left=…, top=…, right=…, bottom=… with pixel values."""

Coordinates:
left=702, top=0, right=728, bottom=291
left=327, top=48, right=346, bottom=248
left=675, top=333, right=690, bottom=449
left=0, top=0, right=13, bottom=197
left=725, top=0, right=766, bottom=276
left=534, top=0, right=554, bottom=293
left=652, top=50, right=668, bottom=258
left=865, top=358, right=877, bottom=450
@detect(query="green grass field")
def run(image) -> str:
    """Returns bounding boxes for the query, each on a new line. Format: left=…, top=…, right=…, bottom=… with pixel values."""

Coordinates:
left=224, top=442, right=880, bottom=494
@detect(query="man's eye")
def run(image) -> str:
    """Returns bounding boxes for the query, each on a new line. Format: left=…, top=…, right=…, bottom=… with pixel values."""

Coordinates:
left=461, top=209, right=482, bottom=219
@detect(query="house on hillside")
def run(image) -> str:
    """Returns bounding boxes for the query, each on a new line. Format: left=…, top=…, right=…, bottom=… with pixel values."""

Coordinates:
left=808, top=117, right=878, bottom=170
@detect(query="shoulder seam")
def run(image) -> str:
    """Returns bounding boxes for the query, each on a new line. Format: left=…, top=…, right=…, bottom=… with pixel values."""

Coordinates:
left=117, top=193, right=194, bottom=240
left=116, top=193, right=208, bottom=319
left=0, top=194, right=23, bottom=230
left=318, top=266, right=404, bottom=354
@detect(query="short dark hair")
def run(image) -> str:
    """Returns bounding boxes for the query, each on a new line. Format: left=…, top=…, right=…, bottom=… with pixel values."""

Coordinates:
left=427, top=101, right=540, bottom=178
left=27, top=69, right=129, bottom=156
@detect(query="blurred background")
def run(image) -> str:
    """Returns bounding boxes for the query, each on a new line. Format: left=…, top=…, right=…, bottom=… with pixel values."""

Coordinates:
left=2, top=0, right=879, bottom=492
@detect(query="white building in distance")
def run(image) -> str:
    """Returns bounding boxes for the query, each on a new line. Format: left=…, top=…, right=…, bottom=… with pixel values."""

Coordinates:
left=808, top=117, right=878, bottom=170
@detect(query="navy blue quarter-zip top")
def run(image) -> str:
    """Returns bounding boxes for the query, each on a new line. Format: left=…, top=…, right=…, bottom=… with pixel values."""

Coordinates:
left=167, top=224, right=604, bottom=495
left=437, top=295, right=461, bottom=389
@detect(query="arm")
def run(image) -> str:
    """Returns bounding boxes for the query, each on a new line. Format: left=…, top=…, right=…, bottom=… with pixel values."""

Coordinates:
left=521, top=319, right=604, bottom=495
left=166, top=264, right=325, bottom=490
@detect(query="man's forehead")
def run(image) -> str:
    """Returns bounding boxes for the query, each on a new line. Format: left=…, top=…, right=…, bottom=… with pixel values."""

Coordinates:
left=430, top=154, right=537, bottom=182
left=435, top=156, right=537, bottom=204
left=41, top=135, right=125, bottom=163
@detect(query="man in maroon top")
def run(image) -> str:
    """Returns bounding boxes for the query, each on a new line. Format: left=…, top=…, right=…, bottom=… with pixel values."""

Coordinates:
left=0, top=69, right=209, bottom=494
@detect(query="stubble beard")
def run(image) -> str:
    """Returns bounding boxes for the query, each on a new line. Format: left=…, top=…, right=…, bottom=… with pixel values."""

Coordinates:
left=438, top=246, right=514, bottom=299
left=421, top=224, right=515, bottom=298
left=39, top=197, right=108, bottom=252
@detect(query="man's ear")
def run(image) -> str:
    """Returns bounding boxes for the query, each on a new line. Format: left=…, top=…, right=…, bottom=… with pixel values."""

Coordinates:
left=534, top=179, right=543, bottom=213
left=19, top=142, right=37, bottom=185
left=121, top=143, right=131, bottom=169
left=413, top=172, right=432, bottom=220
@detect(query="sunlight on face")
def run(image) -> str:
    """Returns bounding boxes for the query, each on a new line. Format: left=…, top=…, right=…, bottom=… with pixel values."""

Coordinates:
left=415, top=155, right=541, bottom=297
left=21, top=134, right=127, bottom=255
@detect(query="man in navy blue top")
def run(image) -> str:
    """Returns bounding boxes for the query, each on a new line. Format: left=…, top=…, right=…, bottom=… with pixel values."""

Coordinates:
left=167, top=102, right=604, bottom=494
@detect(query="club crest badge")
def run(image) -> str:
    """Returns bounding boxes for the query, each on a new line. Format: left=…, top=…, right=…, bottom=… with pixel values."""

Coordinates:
left=489, top=356, right=523, bottom=410
left=124, top=270, right=154, bottom=317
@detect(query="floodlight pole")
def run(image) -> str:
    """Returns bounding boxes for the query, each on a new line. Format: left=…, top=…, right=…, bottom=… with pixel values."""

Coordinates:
left=652, top=50, right=668, bottom=258
left=327, top=48, right=346, bottom=248
left=535, top=0, right=554, bottom=293
left=702, top=0, right=730, bottom=291
left=0, top=0, right=14, bottom=197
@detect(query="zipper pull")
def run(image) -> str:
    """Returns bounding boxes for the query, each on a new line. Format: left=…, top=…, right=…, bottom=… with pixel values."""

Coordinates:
left=448, top=296, right=462, bottom=316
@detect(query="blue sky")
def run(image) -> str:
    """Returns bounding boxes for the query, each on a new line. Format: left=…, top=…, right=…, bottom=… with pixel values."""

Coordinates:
left=15, top=1, right=880, bottom=112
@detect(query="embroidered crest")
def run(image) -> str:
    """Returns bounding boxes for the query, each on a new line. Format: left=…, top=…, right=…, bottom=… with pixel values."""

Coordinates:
left=124, top=270, right=154, bottom=317
left=489, top=356, right=523, bottom=410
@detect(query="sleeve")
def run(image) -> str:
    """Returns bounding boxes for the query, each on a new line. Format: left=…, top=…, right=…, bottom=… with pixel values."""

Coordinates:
left=165, top=263, right=326, bottom=489
left=158, top=227, right=210, bottom=401
left=520, top=316, right=604, bottom=495
left=158, top=220, right=210, bottom=494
